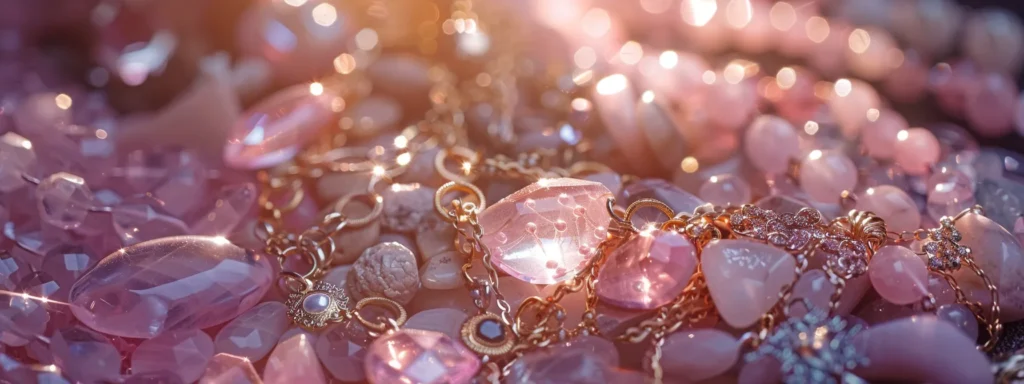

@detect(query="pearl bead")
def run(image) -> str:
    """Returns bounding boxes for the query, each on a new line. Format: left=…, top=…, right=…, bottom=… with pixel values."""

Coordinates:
left=799, top=150, right=857, bottom=203
left=893, top=128, right=940, bottom=176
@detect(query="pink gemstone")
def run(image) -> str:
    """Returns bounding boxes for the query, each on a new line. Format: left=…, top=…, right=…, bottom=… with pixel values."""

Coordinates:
left=199, top=353, right=262, bottom=384
left=50, top=325, right=122, bottom=383
left=0, top=132, right=36, bottom=193
left=965, top=73, right=1018, bottom=138
left=846, top=27, right=897, bottom=81
left=264, top=333, right=327, bottom=384
left=131, top=330, right=215, bottom=383
left=213, top=301, right=289, bottom=361
left=894, top=128, right=941, bottom=175
left=860, top=109, right=908, bottom=160
left=191, top=183, right=258, bottom=236
left=223, top=83, right=337, bottom=170
left=69, top=236, right=274, bottom=338
left=505, top=336, right=620, bottom=383
left=953, top=213, right=1024, bottom=321
left=856, top=185, right=921, bottom=233
left=961, top=9, right=1024, bottom=74
left=404, top=308, right=468, bottom=340
left=36, top=172, right=93, bottom=229
left=883, top=50, right=930, bottom=103
left=592, top=75, right=660, bottom=174
left=659, top=329, right=739, bottom=382
left=596, top=229, right=697, bottom=309
left=479, top=178, right=612, bottom=284
left=826, top=79, right=880, bottom=138
left=856, top=316, right=992, bottom=383
left=744, top=116, right=800, bottom=175
left=702, top=239, right=796, bottom=328
left=365, top=329, right=480, bottom=384
left=868, top=245, right=929, bottom=305
left=112, top=203, right=190, bottom=246
left=799, top=150, right=858, bottom=203
left=926, top=168, right=975, bottom=220
left=698, top=174, right=751, bottom=206
left=619, top=178, right=705, bottom=224
left=704, top=78, right=757, bottom=131
left=936, top=303, right=979, bottom=341
left=40, top=244, right=97, bottom=301
left=315, top=321, right=372, bottom=382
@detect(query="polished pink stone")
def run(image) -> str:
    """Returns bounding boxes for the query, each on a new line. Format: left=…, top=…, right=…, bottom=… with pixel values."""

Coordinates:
left=199, top=353, right=262, bottom=384
left=799, top=150, right=858, bottom=203
left=479, top=178, right=612, bottom=284
left=869, top=245, right=929, bottom=305
left=961, top=9, right=1024, bottom=74
left=315, top=321, right=371, bottom=382
left=854, top=316, right=992, bottom=383
left=827, top=80, right=880, bottom=138
left=953, top=213, right=1024, bottom=321
left=403, top=308, right=468, bottom=340
left=505, top=336, right=620, bottom=383
left=926, top=168, right=975, bottom=220
left=883, top=50, right=930, bottom=103
left=860, top=110, right=908, bottom=160
left=40, top=244, right=97, bottom=301
left=790, top=269, right=870, bottom=317
left=965, top=73, right=1018, bottom=138
left=213, top=301, right=289, bottom=361
left=744, top=115, right=800, bottom=175
left=223, top=83, right=337, bottom=170
left=112, top=203, right=190, bottom=246
left=264, top=333, right=326, bottom=384
left=191, top=183, right=258, bottom=236
left=702, top=239, right=796, bottom=328
left=705, top=78, right=757, bottom=131
left=660, top=329, right=739, bottom=382
left=364, top=329, right=479, bottom=384
left=846, top=27, right=898, bottom=81
left=596, top=229, right=697, bottom=310
left=937, top=303, right=979, bottom=341
left=50, top=325, right=122, bottom=383
left=593, top=75, right=660, bottom=174
left=0, top=132, right=36, bottom=193
left=36, top=172, right=93, bottom=229
left=131, top=330, right=215, bottom=383
left=698, top=174, right=751, bottom=206
left=856, top=185, right=920, bottom=233
left=69, top=236, right=274, bottom=338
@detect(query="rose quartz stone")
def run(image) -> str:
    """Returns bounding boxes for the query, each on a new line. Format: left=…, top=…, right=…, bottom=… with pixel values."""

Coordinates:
left=926, top=168, right=976, bottom=220
left=131, top=330, right=215, bottom=383
left=965, top=73, right=1018, bottom=137
left=593, top=75, right=660, bottom=174
left=479, top=178, right=612, bottom=284
left=698, top=174, right=752, bottom=206
left=264, top=333, right=326, bottom=384
left=893, top=128, right=940, bottom=176
left=223, top=83, right=337, bottom=170
left=744, top=116, right=800, bottom=175
left=799, top=151, right=858, bottom=203
left=937, top=303, right=979, bottom=341
left=660, top=329, right=740, bottom=382
left=596, top=229, right=697, bottom=310
left=860, top=110, right=908, bottom=160
left=961, top=9, right=1024, bottom=75
left=855, top=185, right=921, bottom=232
left=315, top=321, right=371, bottom=382
left=846, top=27, right=898, bottom=81
left=827, top=79, right=880, bottom=138
left=853, top=316, right=992, bottom=383
left=199, top=353, right=262, bottom=384
left=213, top=301, right=289, bottom=361
left=365, top=329, right=479, bottom=384
left=703, top=239, right=797, bottom=328
left=953, top=213, right=1024, bottom=321
left=869, top=246, right=929, bottom=305
left=790, top=269, right=869, bottom=317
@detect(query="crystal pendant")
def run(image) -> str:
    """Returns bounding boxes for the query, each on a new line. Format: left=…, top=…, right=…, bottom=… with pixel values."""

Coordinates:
left=364, top=329, right=480, bottom=384
left=36, top=172, right=94, bottom=229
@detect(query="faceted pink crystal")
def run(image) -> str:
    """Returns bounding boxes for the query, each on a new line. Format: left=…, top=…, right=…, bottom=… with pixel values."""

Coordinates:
left=264, top=333, right=327, bottom=384
left=36, top=172, right=93, bottom=229
left=223, top=83, right=337, bottom=170
left=199, top=353, right=262, bottom=384
left=131, top=330, right=215, bottom=383
left=596, top=229, right=697, bottom=309
left=214, top=301, right=289, bottom=361
left=315, top=321, right=372, bottom=382
left=365, top=329, right=480, bottom=384
left=112, top=203, right=190, bottom=246
left=869, top=245, right=929, bottom=305
left=505, top=336, right=621, bottom=383
left=50, top=325, right=122, bottom=383
left=69, top=236, right=274, bottom=338
left=702, top=239, right=796, bottom=328
left=40, top=244, right=97, bottom=301
left=191, top=183, right=258, bottom=236
left=479, top=178, right=612, bottom=284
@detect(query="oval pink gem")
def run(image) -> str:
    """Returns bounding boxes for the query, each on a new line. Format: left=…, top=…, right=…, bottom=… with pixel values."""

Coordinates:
left=223, top=84, right=337, bottom=170
left=596, top=229, right=697, bottom=309
left=479, top=178, right=612, bottom=284
left=364, top=329, right=480, bottom=384
left=702, top=239, right=796, bottom=328
left=69, top=236, right=274, bottom=338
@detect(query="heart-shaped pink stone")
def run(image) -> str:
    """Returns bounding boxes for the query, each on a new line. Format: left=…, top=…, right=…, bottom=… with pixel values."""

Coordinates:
left=596, top=229, right=697, bottom=310
left=703, top=239, right=797, bottom=328
left=953, top=212, right=1024, bottom=321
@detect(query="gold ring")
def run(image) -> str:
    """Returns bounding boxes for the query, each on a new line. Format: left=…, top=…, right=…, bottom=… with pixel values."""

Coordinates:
left=331, top=192, right=384, bottom=228
left=434, top=181, right=486, bottom=223
left=353, top=297, right=408, bottom=332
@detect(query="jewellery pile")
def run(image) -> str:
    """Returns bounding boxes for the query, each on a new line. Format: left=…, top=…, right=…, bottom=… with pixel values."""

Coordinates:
left=2, top=0, right=1024, bottom=383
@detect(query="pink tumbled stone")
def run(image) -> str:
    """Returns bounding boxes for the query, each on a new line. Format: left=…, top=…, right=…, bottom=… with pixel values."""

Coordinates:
left=703, top=239, right=797, bottom=328
left=893, top=128, right=941, bottom=176
left=479, top=178, right=612, bottom=284
left=953, top=213, right=1024, bottom=321
left=660, top=329, right=740, bottom=382
left=869, top=246, right=929, bottom=305
left=596, top=229, right=697, bottom=310
left=69, top=236, right=274, bottom=338
left=223, top=83, right=337, bottom=170
left=698, top=174, right=752, bottom=206
left=315, top=322, right=372, bottom=382
left=213, top=301, right=289, bottom=361
left=799, top=150, right=858, bottom=203
left=937, top=303, right=979, bottom=341
left=827, top=79, right=880, bottom=138
left=131, top=330, right=215, bottom=383
left=364, top=329, right=480, bottom=384
left=860, top=110, right=908, bottom=160
left=264, top=333, right=326, bottom=384
left=856, top=185, right=921, bottom=233
left=854, top=316, right=992, bottom=383
left=744, top=115, right=800, bottom=175
left=964, top=73, right=1018, bottom=138
left=199, top=353, right=262, bottom=384
left=961, top=9, right=1024, bottom=75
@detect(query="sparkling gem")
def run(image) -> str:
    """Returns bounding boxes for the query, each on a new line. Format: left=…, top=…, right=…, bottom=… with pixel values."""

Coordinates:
left=0, top=249, right=32, bottom=291
left=223, top=83, right=337, bottom=170
left=0, top=272, right=54, bottom=346
left=264, top=333, right=326, bottom=384
left=49, top=325, right=122, bottom=383
left=596, top=229, right=697, bottom=310
left=191, top=183, right=258, bottom=236
left=476, top=319, right=505, bottom=343
left=199, top=353, right=262, bottom=384
left=365, top=329, right=479, bottom=384
left=131, top=330, right=215, bottom=383
left=926, top=169, right=976, bottom=221
left=69, top=236, right=274, bottom=338
left=953, top=213, right=1024, bottom=321
left=214, top=301, right=289, bottom=362
left=112, top=203, right=190, bottom=246
left=315, top=321, right=371, bottom=382
left=480, top=178, right=612, bottom=284
left=302, top=293, right=332, bottom=314
left=36, top=172, right=93, bottom=229
left=703, top=239, right=797, bottom=328
left=869, top=246, right=929, bottom=305
left=40, top=244, right=96, bottom=301
left=0, top=132, right=35, bottom=193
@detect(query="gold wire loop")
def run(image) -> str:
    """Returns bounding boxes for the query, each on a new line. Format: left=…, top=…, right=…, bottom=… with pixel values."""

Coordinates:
left=435, top=146, right=481, bottom=183
left=279, top=246, right=320, bottom=280
left=299, top=146, right=378, bottom=173
left=279, top=271, right=313, bottom=294
left=435, top=181, right=486, bottom=223
left=258, top=178, right=305, bottom=214
left=622, top=199, right=676, bottom=230
left=353, top=297, right=408, bottom=333
left=331, top=192, right=384, bottom=227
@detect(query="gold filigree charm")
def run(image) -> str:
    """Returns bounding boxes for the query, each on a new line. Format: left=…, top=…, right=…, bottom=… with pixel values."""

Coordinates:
left=460, top=313, right=516, bottom=357
left=287, top=281, right=350, bottom=330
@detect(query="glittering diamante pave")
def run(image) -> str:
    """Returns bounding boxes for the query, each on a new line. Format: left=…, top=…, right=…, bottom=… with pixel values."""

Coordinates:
left=921, top=217, right=971, bottom=272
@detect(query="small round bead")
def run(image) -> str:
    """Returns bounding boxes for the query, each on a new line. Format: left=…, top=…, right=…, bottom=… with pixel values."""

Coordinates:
left=698, top=174, right=751, bottom=206
left=964, top=73, right=1017, bottom=138
left=893, top=128, right=940, bottom=176
left=860, top=109, right=908, bottom=160
left=827, top=78, right=881, bottom=138
left=846, top=27, right=898, bottom=81
left=743, top=115, right=799, bottom=174
left=799, top=150, right=857, bottom=203
left=868, top=245, right=929, bottom=305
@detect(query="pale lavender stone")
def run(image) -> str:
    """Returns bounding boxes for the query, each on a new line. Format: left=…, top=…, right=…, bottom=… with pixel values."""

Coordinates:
left=69, top=236, right=274, bottom=338
left=315, top=321, right=372, bottom=382
left=213, top=301, right=289, bottom=361
left=41, top=244, right=102, bottom=300
left=50, top=325, right=122, bottom=383
left=131, top=330, right=215, bottom=383
left=191, top=183, right=258, bottom=237
left=505, top=336, right=621, bottom=383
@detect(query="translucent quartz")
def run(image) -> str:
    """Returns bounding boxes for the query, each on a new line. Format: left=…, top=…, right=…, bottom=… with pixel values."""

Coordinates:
left=860, top=110, right=908, bottom=160
left=799, top=151, right=857, bottom=203
left=596, top=229, right=697, bottom=310
left=856, top=185, right=921, bottom=232
left=703, top=239, right=796, bottom=328
left=364, top=329, right=479, bottom=384
left=868, top=245, right=929, bottom=305
left=894, top=128, right=941, bottom=176
left=744, top=115, right=799, bottom=175
left=36, top=172, right=93, bottom=229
